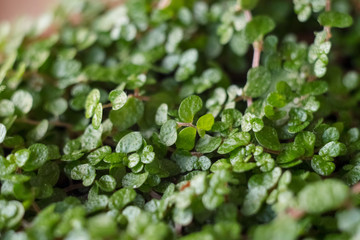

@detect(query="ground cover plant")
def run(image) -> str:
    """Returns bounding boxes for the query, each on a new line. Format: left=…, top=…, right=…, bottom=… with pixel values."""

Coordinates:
left=1, top=0, right=360, bottom=239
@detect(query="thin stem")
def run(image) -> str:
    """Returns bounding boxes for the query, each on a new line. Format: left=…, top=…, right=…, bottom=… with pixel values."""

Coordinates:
left=102, top=103, right=113, bottom=109
left=128, top=94, right=150, bottom=101
left=51, top=120, right=73, bottom=129
left=168, top=147, right=202, bottom=158
left=351, top=182, right=360, bottom=194
left=262, top=148, right=280, bottom=155
left=64, top=183, right=84, bottom=193
left=149, top=190, right=162, bottom=200
left=16, top=118, right=73, bottom=130
left=32, top=202, right=41, bottom=213
left=324, top=0, right=332, bottom=40
left=244, top=10, right=252, bottom=22
left=175, top=223, right=182, bottom=236
left=190, top=151, right=203, bottom=157
left=134, top=88, right=140, bottom=97
left=286, top=208, right=305, bottom=219
left=243, top=10, right=263, bottom=107
left=177, top=122, right=196, bottom=128
left=325, top=0, right=331, bottom=11
left=252, top=41, right=263, bottom=68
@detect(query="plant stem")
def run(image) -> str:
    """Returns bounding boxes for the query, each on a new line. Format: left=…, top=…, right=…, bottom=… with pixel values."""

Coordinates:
left=190, top=151, right=203, bottom=157
left=286, top=208, right=305, bottom=219
left=64, top=183, right=84, bottom=193
left=16, top=118, right=73, bottom=130
left=32, top=202, right=41, bottom=213
left=177, top=122, right=196, bottom=128
left=149, top=190, right=162, bottom=200
left=102, top=103, right=113, bottom=109
left=351, top=182, right=360, bottom=194
left=325, top=0, right=332, bottom=40
left=243, top=10, right=263, bottom=107
left=252, top=41, right=263, bottom=68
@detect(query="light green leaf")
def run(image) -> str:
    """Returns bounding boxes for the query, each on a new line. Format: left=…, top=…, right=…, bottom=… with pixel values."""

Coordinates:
left=230, top=31, right=249, bottom=56
left=0, top=52, right=16, bottom=84
left=87, top=146, right=112, bottom=165
left=14, top=149, right=30, bottom=167
left=92, top=103, right=103, bottom=129
left=109, top=188, right=136, bottom=209
left=253, top=216, right=298, bottom=240
left=116, top=132, right=143, bottom=154
left=195, top=135, right=222, bottom=153
left=141, top=145, right=155, bottom=164
left=248, top=167, right=282, bottom=190
left=196, top=113, right=214, bottom=137
left=222, top=108, right=243, bottom=128
left=44, top=98, right=68, bottom=116
left=180, top=49, right=198, bottom=65
left=232, top=162, right=257, bottom=173
left=196, top=156, right=211, bottom=170
left=128, top=153, right=140, bottom=168
left=160, top=120, right=178, bottom=146
left=81, top=125, right=103, bottom=151
left=298, top=179, right=349, bottom=213
left=27, top=119, right=48, bottom=141
left=178, top=95, right=203, bottom=123
left=85, top=89, right=100, bottom=118
left=0, top=123, right=6, bottom=143
left=311, top=155, right=335, bottom=176
left=11, top=90, right=33, bottom=114
left=0, top=200, right=25, bottom=229
left=155, top=103, right=168, bottom=125
left=71, top=163, right=96, bottom=186
left=122, top=172, right=149, bottom=188
left=0, top=100, right=15, bottom=117
left=22, top=143, right=49, bottom=171
left=97, top=175, right=116, bottom=192
left=172, top=150, right=197, bottom=173
left=241, top=186, right=267, bottom=216
left=217, top=24, right=233, bottom=45
left=176, top=127, right=197, bottom=150
left=322, top=127, right=340, bottom=144
left=218, top=132, right=251, bottom=154
left=319, top=141, right=347, bottom=157
left=109, top=89, right=127, bottom=110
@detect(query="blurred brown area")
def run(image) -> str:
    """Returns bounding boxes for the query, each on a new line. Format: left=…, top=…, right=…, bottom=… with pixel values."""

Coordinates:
left=0, top=0, right=56, bottom=21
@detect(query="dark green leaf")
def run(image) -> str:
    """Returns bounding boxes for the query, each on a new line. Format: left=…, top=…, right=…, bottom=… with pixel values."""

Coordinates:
left=244, top=66, right=271, bottom=98
left=245, top=16, right=275, bottom=43
left=318, top=11, right=353, bottom=28
left=255, top=126, right=281, bottom=151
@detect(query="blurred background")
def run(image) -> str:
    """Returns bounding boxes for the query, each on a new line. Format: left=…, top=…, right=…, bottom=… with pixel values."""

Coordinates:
left=0, top=0, right=56, bottom=21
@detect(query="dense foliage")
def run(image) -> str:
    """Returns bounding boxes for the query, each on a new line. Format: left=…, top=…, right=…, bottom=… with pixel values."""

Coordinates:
left=1, top=0, right=360, bottom=239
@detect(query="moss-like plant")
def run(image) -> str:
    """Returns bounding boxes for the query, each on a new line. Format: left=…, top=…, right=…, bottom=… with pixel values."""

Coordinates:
left=1, top=0, right=360, bottom=239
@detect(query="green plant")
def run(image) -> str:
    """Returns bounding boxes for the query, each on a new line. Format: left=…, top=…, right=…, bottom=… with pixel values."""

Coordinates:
left=1, top=0, right=360, bottom=239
